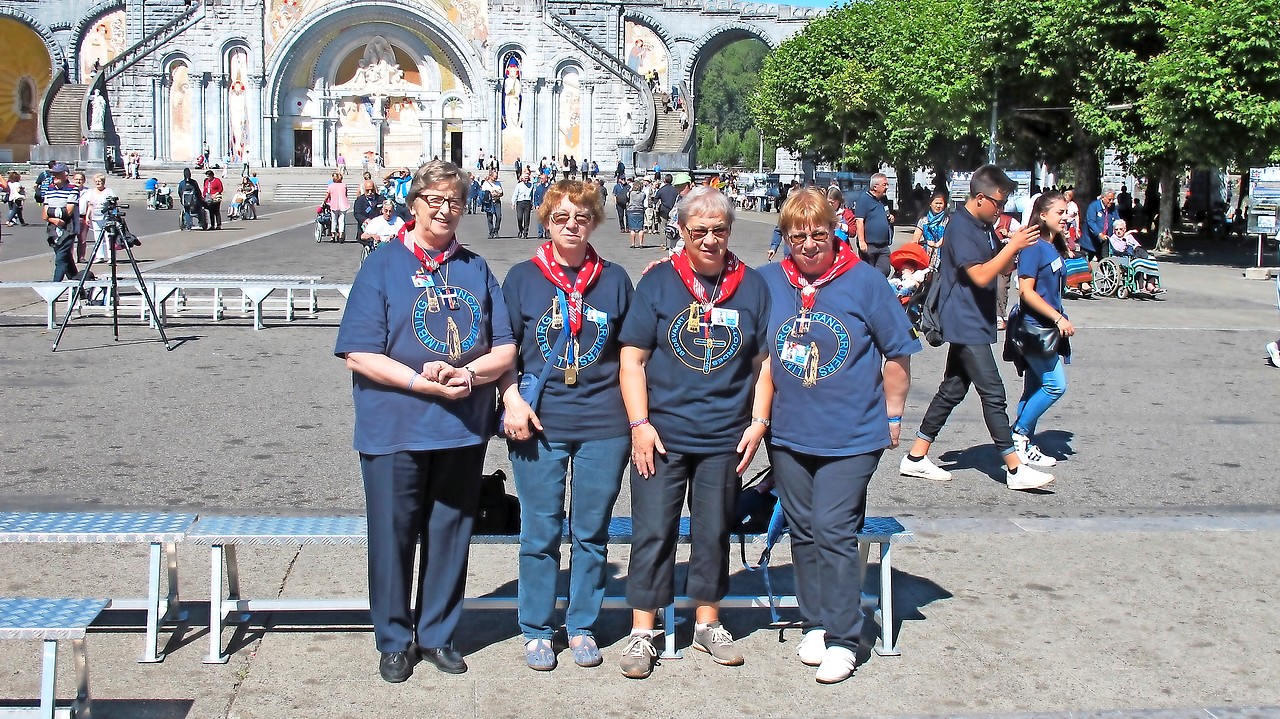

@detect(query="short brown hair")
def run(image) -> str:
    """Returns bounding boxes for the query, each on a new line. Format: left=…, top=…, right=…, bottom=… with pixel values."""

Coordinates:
left=409, top=160, right=468, bottom=202
left=779, top=188, right=836, bottom=236
left=537, top=180, right=605, bottom=226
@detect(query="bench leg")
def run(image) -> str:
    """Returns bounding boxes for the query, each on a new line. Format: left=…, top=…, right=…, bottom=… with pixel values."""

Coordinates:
left=40, top=639, right=57, bottom=719
left=72, top=638, right=92, bottom=719
left=874, top=540, right=900, bottom=657
left=659, top=603, right=681, bottom=659
left=140, top=542, right=165, bottom=663
left=205, top=543, right=230, bottom=664
left=163, top=542, right=186, bottom=624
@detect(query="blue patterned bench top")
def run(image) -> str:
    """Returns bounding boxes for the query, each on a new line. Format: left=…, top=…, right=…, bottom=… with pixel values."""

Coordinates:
left=0, top=512, right=197, bottom=543
left=188, top=515, right=911, bottom=545
left=0, top=598, right=108, bottom=640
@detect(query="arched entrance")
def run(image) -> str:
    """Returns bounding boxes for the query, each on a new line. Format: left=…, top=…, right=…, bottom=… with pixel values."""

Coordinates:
left=264, top=1, right=483, bottom=169
left=0, top=16, right=55, bottom=162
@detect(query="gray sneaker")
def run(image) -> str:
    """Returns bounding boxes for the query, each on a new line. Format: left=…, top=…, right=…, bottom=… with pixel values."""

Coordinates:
left=618, top=634, right=657, bottom=679
left=692, top=621, right=744, bottom=666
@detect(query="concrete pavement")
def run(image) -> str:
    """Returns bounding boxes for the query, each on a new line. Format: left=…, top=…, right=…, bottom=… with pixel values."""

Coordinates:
left=0, top=189, right=1278, bottom=717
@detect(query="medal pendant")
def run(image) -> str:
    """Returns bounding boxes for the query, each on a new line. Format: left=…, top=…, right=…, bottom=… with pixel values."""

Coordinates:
left=802, top=342, right=820, bottom=388
left=426, top=287, right=441, bottom=313
left=794, top=312, right=810, bottom=337
left=685, top=302, right=702, bottom=333
left=564, top=363, right=578, bottom=386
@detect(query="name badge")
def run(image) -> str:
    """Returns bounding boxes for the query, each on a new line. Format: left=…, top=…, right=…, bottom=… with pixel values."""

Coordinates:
left=1050, top=257, right=1063, bottom=272
left=586, top=308, right=608, bottom=324
left=781, top=340, right=809, bottom=364
left=412, top=272, right=434, bottom=288
left=711, top=308, right=739, bottom=327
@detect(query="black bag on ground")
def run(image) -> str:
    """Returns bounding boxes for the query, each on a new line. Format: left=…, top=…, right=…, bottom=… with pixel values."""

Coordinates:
left=474, top=469, right=520, bottom=535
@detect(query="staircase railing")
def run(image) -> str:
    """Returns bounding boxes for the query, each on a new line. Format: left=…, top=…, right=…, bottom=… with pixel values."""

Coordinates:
left=99, top=1, right=206, bottom=83
left=542, top=10, right=659, bottom=152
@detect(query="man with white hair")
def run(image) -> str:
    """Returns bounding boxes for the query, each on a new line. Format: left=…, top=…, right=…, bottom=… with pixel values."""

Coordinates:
left=855, top=173, right=895, bottom=276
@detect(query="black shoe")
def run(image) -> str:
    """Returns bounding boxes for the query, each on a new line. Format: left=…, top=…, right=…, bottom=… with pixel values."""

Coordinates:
left=379, top=649, right=417, bottom=683
left=420, top=646, right=467, bottom=674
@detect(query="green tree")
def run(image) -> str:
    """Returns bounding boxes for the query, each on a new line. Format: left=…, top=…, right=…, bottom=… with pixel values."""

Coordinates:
left=694, top=39, right=776, bottom=168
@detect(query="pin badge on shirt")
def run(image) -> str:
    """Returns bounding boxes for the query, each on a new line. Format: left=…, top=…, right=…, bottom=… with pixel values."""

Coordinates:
left=711, top=308, right=739, bottom=327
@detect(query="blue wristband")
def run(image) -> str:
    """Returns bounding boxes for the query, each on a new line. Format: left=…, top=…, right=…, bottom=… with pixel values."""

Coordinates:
left=887, top=416, right=902, bottom=424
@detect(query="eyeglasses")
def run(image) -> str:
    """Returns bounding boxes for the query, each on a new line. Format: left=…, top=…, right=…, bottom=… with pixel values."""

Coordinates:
left=685, top=225, right=730, bottom=240
left=977, top=193, right=1006, bottom=208
left=787, top=229, right=831, bottom=245
left=549, top=211, right=594, bottom=226
left=417, top=195, right=464, bottom=210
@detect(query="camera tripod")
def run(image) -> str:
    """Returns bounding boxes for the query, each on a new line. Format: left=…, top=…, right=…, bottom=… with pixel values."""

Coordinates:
left=51, top=206, right=173, bottom=351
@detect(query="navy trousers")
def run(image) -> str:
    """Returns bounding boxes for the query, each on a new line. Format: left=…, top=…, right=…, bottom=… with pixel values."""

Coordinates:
left=360, top=445, right=485, bottom=652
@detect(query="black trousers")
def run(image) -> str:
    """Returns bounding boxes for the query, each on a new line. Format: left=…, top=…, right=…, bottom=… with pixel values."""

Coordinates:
left=205, top=201, right=222, bottom=229
left=770, top=446, right=882, bottom=651
left=863, top=244, right=892, bottom=276
left=626, top=450, right=738, bottom=608
left=360, top=445, right=485, bottom=652
left=616, top=203, right=627, bottom=231
left=917, top=342, right=1016, bottom=457
left=516, top=200, right=532, bottom=237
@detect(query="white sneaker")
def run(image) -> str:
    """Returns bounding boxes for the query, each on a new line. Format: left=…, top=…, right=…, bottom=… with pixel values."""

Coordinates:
left=899, top=454, right=952, bottom=481
left=814, top=646, right=857, bottom=684
left=1267, top=341, right=1280, bottom=368
left=1012, top=432, right=1057, bottom=468
left=1006, top=464, right=1055, bottom=491
left=796, top=629, right=826, bottom=667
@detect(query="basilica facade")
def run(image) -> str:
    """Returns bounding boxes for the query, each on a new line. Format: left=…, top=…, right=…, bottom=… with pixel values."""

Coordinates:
left=0, top=0, right=818, bottom=169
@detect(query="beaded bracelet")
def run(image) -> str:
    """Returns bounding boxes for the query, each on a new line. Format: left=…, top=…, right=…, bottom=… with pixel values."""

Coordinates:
left=408, top=374, right=418, bottom=392
left=629, top=418, right=650, bottom=428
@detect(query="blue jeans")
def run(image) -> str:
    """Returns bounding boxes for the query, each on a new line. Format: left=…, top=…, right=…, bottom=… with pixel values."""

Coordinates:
left=1014, top=352, right=1067, bottom=437
left=509, top=434, right=628, bottom=640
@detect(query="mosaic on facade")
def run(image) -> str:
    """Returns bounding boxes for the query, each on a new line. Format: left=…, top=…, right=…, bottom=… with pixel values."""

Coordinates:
left=79, top=10, right=126, bottom=81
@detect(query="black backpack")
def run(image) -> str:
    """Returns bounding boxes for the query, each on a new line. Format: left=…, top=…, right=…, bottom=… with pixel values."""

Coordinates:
left=918, top=268, right=948, bottom=347
left=474, top=470, right=520, bottom=535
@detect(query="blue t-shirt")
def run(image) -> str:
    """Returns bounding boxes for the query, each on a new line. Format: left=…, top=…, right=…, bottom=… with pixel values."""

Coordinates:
left=618, top=261, right=771, bottom=454
left=531, top=182, right=549, bottom=207
left=145, top=178, right=158, bottom=192
left=502, top=259, right=634, bottom=442
left=938, top=206, right=999, bottom=346
left=1016, top=239, right=1066, bottom=326
left=855, top=190, right=892, bottom=247
left=761, top=262, right=921, bottom=457
left=334, top=241, right=515, bottom=454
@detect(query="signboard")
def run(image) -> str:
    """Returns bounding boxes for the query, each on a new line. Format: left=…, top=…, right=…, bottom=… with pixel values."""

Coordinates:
left=1248, top=167, right=1280, bottom=237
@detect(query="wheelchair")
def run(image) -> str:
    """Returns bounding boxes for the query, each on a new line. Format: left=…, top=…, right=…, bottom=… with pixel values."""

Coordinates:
left=1093, top=255, right=1162, bottom=299
left=315, top=206, right=333, bottom=243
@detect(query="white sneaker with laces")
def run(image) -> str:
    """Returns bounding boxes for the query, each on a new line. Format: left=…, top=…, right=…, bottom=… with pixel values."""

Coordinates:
left=1006, top=464, right=1055, bottom=491
left=899, top=454, right=952, bottom=481
left=814, top=646, right=857, bottom=684
left=1266, top=341, right=1280, bottom=368
left=1012, top=432, right=1057, bottom=468
left=796, top=629, right=826, bottom=667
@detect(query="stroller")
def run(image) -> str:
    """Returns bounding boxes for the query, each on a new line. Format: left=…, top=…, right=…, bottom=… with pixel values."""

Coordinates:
left=890, top=244, right=934, bottom=334
left=314, top=203, right=333, bottom=243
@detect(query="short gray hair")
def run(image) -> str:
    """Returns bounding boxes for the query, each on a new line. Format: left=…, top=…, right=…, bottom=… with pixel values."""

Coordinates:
left=676, top=186, right=735, bottom=227
left=410, top=160, right=468, bottom=202
left=870, top=172, right=888, bottom=187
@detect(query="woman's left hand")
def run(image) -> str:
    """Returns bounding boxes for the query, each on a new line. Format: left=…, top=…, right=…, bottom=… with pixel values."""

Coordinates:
left=735, top=421, right=768, bottom=475
left=888, top=421, right=901, bottom=448
left=1056, top=317, right=1076, bottom=337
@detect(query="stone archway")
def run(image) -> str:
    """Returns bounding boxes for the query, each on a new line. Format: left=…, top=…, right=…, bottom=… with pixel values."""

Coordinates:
left=683, top=23, right=775, bottom=91
left=0, top=14, right=58, bottom=160
left=70, top=0, right=126, bottom=82
left=264, top=0, right=484, bottom=168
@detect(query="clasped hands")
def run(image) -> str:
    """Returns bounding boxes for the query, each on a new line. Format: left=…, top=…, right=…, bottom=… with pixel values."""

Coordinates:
left=414, top=360, right=472, bottom=400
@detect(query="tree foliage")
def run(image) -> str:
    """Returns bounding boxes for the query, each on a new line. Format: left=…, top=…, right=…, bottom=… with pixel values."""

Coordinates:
left=694, top=39, right=777, bottom=168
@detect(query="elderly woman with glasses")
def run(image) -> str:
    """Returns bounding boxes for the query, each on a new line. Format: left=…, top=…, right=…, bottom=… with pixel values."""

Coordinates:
left=335, top=160, right=517, bottom=683
left=615, top=186, right=772, bottom=679
left=759, top=188, right=919, bottom=684
left=499, top=180, right=634, bottom=672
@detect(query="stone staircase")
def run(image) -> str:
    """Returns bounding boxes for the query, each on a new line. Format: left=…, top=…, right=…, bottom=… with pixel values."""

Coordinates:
left=45, top=85, right=91, bottom=146
left=542, top=10, right=658, bottom=152
left=649, top=93, right=691, bottom=155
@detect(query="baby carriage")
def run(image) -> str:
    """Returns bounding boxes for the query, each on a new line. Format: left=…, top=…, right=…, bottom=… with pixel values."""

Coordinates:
left=890, top=243, right=934, bottom=334
left=314, top=203, right=333, bottom=243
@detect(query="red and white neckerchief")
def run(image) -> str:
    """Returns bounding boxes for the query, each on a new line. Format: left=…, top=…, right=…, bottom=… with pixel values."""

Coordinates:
left=531, top=241, right=603, bottom=337
left=397, top=221, right=459, bottom=273
left=670, top=249, right=746, bottom=322
left=780, top=239, right=860, bottom=312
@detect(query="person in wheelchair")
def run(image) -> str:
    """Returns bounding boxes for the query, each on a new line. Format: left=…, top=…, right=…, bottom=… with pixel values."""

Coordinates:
left=360, top=199, right=405, bottom=247
left=315, top=201, right=333, bottom=242
left=1108, top=220, right=1161, bottom=294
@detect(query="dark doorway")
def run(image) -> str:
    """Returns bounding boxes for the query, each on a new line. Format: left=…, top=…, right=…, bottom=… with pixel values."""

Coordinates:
left=449, top=131, right=463, bottom=167
left=293, top=130, right=313, bottom=167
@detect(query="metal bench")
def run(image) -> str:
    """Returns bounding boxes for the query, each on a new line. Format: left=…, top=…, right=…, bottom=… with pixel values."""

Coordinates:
left=148, top=281, right=351, bottom=330
left=0, top=597, right=107, bottom=719
left=0, top=281, right=146, bottom=329
left=0, top=512, right=196, bottom=663
left=145, top=273, right=324, bottom=314
left=189, top=513, right=912, bottom=664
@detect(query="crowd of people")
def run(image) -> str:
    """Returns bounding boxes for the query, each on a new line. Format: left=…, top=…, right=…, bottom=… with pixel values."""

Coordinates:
left=331, top=159, right=1093, bottom=689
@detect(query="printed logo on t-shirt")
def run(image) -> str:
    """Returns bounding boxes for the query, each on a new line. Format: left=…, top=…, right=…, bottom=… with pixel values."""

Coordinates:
left=774, top=311, right=851, bottom=385
left=411, top=286, right=483, bottom=356
left=667, top=305, right=743, bottom=375
left=534, top=300, right=609, bottom=370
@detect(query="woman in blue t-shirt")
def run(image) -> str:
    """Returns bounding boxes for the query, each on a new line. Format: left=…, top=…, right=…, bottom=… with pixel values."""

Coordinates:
left=760, top=188, right=920, bottom=684
left=334, top=160, right=517, bottom=683
left=616, top=187, right=772, bottom=679
left=499, top=180, right=634, bottom=671
left=1009, top=191, right=1076, bottom=469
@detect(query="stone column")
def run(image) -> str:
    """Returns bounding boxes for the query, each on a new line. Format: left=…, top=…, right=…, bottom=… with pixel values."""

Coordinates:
left=247, top=74, right=263, bottom=167
left=584, top=83, right=595, bottom=167
left=195, top=72, right=207, bottom=162
left=211, top=73, right=226, bottom=166
left=551, top=77, right=562, bottom=161
left=152, top=73, right=164, bottom=161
